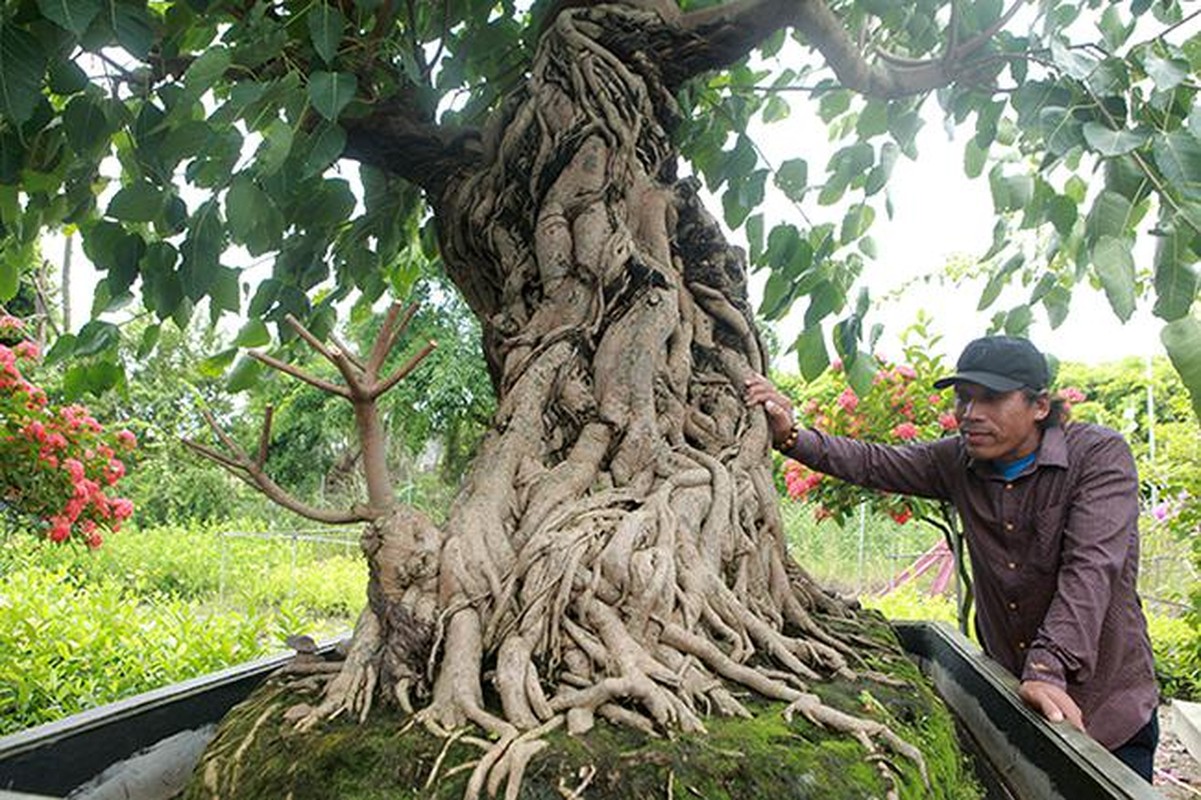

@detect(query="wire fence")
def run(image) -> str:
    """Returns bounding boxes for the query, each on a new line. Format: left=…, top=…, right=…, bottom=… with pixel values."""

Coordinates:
left=217, top=526, right=363, bottom=603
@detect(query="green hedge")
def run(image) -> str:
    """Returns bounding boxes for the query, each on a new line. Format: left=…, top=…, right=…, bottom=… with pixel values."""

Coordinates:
left=0, top=522, right=366, bottom=735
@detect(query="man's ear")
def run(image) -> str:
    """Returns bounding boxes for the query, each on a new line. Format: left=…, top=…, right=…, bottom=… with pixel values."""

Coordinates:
left=1033, top=393, right=1050, bottom=420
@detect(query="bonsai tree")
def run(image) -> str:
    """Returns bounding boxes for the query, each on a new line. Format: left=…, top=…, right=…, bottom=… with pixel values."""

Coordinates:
left=2, top=0, right=1198, bottom=795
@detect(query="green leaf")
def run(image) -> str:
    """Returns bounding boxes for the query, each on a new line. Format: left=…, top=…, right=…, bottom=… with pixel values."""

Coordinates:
left=1082, top=122, right=1147, bottom=157
left=73, top=320, right=120, bottom=357
left=0, top=248, right=17, bottom=301
left=795, top=325, right=829, bottom=381
left=1085, top=189, right=1133, bottom=244
left=307, top=4, right=345, bottom=66
left=308, top=71, right=357, bottom=122
left=746, top=214, right=764, bottom=264
left=839, top=205, right=874, bottom=244
left=978, top=253, right=1024, bottom=311
left=864, top=142, right=897, bottom=196
left=845, top=351, right=878, bottom=398
left=1042, top=285, right=1071, bottom=328
left=0, top=24, right=48, bottom=125
left=43, top=332, right=77, bottom=365
left=1162, top=315, right=1201, bottom=419
left=232, top=318, right=270, bottom=348
left=226, top=355, right=264, bottom=393
left=63, top=95, right=113, bottom=155
left=1152, top=130, right=1201, bottom=202
left=773, top=158, right=807, bottom=202
left=1003, top=304, right=1033, bottom=336
left=1038, top=106, right=1084, bottom=156
left=110, top=1, right=155, bottom=60
left=107, top=183, right=164, bottom=222
left=255, top=117, right=294, bottom=177
left=964, top=138, right=987, bottom=179
left=135, top=323, right=160, bottom=360
left=761, top=95, right=789, bottom=124
left=1152, top=224, right=1200, bottom=321
left=1091, top=235, right=1137, bottom=322
left=199, top=348, right=237, bottom=377
left=1047, top=194, right=1078, bottom=236
left=301, top=122, right=345, bottom=178
left=38, top=0, right=102, bottom=36
left=1143, top=51, right=1190, bottom=92
left=48, top=58, right=89, bottom=96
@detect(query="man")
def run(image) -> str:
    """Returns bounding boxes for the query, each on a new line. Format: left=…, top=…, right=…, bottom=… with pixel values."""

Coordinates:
left=745, top=335, right=1159, bottom=780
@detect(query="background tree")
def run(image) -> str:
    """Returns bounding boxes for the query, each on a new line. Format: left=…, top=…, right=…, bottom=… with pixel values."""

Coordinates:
left=2, top=0, right=1199, bottom=795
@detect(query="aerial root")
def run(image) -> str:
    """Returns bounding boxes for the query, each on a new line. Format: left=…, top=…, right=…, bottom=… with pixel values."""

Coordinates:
left=292, top=611, right=382, bottom=732
left=782, top=693, right=929, bottom=794
left=465, top=715, right=565, bottom=800
left=557, top=764, right=597, bottom=798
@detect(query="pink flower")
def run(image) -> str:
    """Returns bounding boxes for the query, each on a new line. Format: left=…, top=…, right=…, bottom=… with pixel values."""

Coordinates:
left=891, top=422, right=919, bottom=441
left=890, top=507, right=913, bottom=525
left=111, top=497, right=134, bottom=521
left=830, top=358, right=843, bottom=373
left=0, top=314, right=24, bottom=332
left=938, top=412, right=959, bottom=431
left=116, top=430, right=137, bottom=450
left=836, top=387, right=859, bottom=412
left=48, top=517, right=71, bottom=543
left=13, top=341, right=39, bottom=361
left=896, top=365, right=917, bottom=379
left=63, top=458, right=85, bottom=482
left=1060, top=386, right=1086, bottom=404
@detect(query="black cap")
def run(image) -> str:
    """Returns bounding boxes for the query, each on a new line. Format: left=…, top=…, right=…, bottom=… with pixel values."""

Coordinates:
left=933, top=336, right=1049, bottom=392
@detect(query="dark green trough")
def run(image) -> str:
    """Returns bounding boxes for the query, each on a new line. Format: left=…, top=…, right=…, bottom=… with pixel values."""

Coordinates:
left=0, top=622, right=1159, bottom=800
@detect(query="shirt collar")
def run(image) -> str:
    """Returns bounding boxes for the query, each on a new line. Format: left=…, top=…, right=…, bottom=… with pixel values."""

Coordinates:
left=963, top=425, right=1069, bottom=476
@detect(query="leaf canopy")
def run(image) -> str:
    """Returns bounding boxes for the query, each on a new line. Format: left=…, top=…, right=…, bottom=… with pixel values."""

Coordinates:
left=0, top=0, right=1196, bottom=411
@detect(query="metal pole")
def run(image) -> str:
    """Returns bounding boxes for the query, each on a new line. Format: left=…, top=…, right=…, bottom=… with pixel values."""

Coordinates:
left=1146, top=356, right=1158, bottom=510
left=857, top=502, right=867, bottom=594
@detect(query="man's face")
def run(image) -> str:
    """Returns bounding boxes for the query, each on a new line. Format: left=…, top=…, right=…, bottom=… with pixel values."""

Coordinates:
left=952, top=383, right=1049, bottom=462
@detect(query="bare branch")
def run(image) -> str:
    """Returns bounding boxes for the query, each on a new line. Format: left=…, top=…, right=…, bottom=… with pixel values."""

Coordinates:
left=368, top=301, right=420, bottom=376
left=285, top=313, right=341, bottom=365
left=371, top=340, right=438, bottom=400
left=330, top=332, right=368, bottom=372
left=257, top=405, right=274, bottom=469
left=183, top=418, right=376, bottom=525
left=249, top=350, right=352, bottom=398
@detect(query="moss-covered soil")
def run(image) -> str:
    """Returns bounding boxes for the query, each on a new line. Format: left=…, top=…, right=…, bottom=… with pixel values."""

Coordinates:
left=184, top=614, right=983, bottom=799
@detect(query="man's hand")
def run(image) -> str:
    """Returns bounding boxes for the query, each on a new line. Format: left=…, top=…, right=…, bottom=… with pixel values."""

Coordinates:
left=744, top=374, right=796, bottom=448
left=1019, top=680, right=1085, bottom=731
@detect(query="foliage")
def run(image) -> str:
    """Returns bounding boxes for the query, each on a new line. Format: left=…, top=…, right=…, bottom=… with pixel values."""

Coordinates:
left=0, top=564, right=268, bottom=734
left=0, top=0, right=1191, bottom=412
left=775, top=318, right=958, bottom=526
left=0, top=520, right=366, bottom=733
left=1148, top=612, right=1201, bottom=701
left=0, top=313, right=135, bottom=546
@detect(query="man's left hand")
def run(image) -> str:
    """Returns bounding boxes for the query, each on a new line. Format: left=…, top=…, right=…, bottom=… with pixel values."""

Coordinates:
left=1019, top=680, right=1085, bottom=731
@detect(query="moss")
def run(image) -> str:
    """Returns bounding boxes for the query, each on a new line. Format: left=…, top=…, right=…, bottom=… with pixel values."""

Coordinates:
left=184, top=621, right=983, bottom=800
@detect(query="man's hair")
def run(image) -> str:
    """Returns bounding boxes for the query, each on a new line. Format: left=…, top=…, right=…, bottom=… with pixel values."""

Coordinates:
left=1022, top=388, right=1068, bottom=429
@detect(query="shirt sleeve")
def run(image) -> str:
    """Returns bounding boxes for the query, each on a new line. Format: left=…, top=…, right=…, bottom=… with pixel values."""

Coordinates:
left=1023, top=431, right=1139, bottom=688
left=786, top=428, right=954, bottom=500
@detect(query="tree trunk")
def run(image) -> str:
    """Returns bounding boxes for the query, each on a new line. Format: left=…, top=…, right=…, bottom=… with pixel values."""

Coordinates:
left=295, top=5, right=928, bottom=795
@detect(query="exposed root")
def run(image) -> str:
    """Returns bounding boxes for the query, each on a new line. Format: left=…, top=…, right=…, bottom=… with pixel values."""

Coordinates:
left=294, top=607, right=382, bottom=731
left=783, top=694, right=930, bottom=792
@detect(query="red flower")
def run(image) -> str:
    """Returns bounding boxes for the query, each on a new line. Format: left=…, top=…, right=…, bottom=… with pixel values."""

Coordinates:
left=938, top=412, right=958, bottom=431
left=836, top=387, right=859, bottom=412
left=891, top=422, right=918, bottom=441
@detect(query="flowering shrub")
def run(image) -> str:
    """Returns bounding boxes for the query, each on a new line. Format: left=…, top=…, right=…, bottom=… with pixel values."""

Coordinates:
left=1, top=314, right=135, bottom=547
left=781, top=345, right=957, bottom=526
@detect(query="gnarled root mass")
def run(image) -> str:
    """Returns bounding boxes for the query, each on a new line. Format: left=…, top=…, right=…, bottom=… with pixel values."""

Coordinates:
left=298, top=5, right=928, bottom=798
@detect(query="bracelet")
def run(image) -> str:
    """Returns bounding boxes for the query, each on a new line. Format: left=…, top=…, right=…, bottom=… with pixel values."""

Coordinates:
left=776, top=424, right=800, bottom=453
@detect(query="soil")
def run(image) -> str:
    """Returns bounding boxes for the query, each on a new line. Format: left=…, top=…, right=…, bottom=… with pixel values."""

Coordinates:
left=1157, top=703, right=1201, bottom=799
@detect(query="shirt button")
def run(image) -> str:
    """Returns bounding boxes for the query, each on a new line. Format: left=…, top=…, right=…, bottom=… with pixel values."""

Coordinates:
left=1004, top=522, right=1014, bottom=531
left=1017, top=641, right=1027, bottom=650
left=1005, top=483, right=1014, bottom=490
left=1008, top=601, right=1017, bottom=610
left=1007, top=561, right=1017, bottom=570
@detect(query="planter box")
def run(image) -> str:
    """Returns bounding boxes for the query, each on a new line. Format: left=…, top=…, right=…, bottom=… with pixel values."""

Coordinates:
left=0, top=623, right=1159, bottom=799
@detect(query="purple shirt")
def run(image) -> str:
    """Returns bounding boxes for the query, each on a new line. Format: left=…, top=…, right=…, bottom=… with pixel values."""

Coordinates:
left=786, top=422, right=1158, bottom=749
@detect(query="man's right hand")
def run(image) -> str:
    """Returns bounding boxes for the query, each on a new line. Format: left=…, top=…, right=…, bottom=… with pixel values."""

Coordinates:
left=744, top=373, right=796, bottom=449
left=1019, top=680, right=1085, bottom=731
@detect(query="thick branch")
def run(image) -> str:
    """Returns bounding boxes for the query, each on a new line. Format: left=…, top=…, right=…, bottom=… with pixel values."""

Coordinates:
left=663, top=0, right=1019, bottom=99
left=342, top=103, right=483, bottom=195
